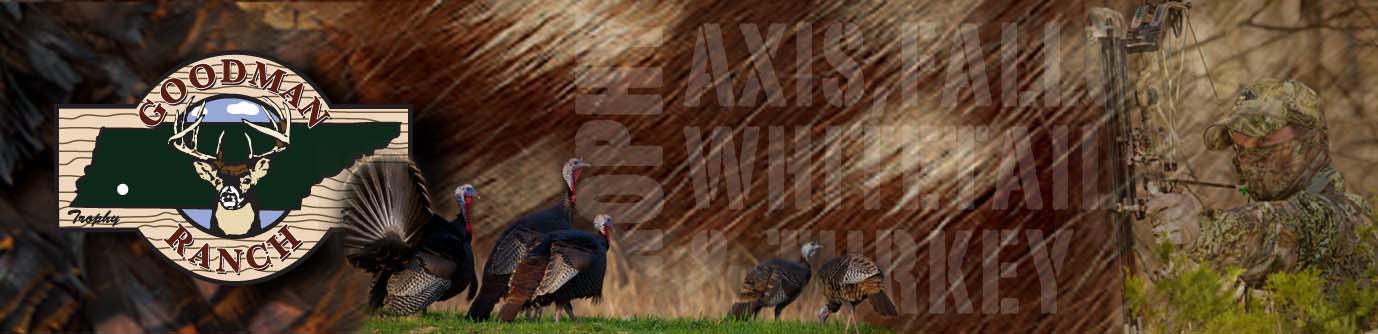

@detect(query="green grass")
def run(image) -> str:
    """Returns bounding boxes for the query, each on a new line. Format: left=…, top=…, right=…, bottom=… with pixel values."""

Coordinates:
left=364, top=312, right=889, bottom=334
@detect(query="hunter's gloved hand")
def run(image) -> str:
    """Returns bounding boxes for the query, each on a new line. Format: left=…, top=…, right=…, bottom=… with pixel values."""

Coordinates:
left=1145, top=191, right=1203, bottom=247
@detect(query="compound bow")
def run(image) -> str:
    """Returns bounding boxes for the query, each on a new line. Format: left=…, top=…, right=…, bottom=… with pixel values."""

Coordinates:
left=1088, top=0, right=1232, bottom=328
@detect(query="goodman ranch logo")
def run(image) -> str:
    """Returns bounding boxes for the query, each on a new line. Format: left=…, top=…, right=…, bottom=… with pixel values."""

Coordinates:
left=57, top=53, right=409, bottom=283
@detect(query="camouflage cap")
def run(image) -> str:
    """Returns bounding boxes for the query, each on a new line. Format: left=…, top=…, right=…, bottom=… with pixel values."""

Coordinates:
left=1204, top=79, right=1324, bottom=150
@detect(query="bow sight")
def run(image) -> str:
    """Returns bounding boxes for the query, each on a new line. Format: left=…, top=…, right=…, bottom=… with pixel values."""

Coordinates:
left=1125, top=1, right=1188, bottom=53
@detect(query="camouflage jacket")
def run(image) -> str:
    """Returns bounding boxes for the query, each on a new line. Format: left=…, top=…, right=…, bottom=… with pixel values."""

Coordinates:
left=1189, top=167, right=1378, bottom=288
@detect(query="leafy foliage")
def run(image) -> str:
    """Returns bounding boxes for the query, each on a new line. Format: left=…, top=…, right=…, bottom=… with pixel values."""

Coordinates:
left=1370, top=195, right=1378, bottom=225
left=1132, top=263, right=1378, bottom=333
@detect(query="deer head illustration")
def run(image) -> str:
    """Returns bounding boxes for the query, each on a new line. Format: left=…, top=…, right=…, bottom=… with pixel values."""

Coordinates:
left=167, top=99, right=290, bottom=236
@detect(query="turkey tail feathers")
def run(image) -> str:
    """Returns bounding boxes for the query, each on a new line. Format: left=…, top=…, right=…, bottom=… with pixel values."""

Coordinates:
left=493, top=256, right=549, bottom=322
left=728, top=301, right=761, bottom=319
left=869, top=291, right=898, bottom=316
left=342, top=158, right=433, bottom=274
left=496, top=302, right=523, bottom=322
left=467, top=274, right=509, bottom=320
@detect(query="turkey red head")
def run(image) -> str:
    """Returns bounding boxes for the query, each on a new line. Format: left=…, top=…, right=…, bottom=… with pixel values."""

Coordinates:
left=561, top=158, right=591, bottom=203
left=593, top=214, right=613, bottom=239
left=453, top=184, right=479, bottom=234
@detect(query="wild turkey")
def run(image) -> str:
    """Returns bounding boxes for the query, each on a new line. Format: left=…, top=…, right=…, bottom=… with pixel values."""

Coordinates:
left=729, top=241, right=822, bottom=320
left=816, top=254, right=898, bottom=334
left=496, top=214, right=613, bottom=323
left=341, top=158, right=480, bottom=316
left=468, top=158, right=590, bottom=320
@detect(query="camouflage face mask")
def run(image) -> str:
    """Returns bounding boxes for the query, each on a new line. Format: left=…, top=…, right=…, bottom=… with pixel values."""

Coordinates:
left=1232, top=129, right=1325, bottom=201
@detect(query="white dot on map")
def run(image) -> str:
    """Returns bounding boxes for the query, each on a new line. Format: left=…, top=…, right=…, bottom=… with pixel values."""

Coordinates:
left=117, top=183, right=129, bottom=196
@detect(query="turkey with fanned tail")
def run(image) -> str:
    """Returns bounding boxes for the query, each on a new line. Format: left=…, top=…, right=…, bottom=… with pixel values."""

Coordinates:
left=340, top=157, right=479, bottom=316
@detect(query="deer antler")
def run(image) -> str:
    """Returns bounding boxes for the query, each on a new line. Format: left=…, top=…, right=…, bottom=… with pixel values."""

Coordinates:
left=244, top=100, right=291, bottom=160
left=168, top=106, right=217, bottom=161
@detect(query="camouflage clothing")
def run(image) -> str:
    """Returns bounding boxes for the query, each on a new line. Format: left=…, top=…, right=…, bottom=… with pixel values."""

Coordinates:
left=1189, top=167, right=1377, bottom=287
left=1204, top=79, right=1324, bottom=150
left=1188, top=79, right=1378, bottom=288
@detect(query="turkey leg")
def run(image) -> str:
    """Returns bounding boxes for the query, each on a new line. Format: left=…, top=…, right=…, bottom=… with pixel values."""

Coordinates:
left=523, top=307, right=541, bottom=321
left=560, top=302, right=576, bottom=322
left=842, top=309, right=851, bottom=334
left=846, top=304, right=857, bottom=334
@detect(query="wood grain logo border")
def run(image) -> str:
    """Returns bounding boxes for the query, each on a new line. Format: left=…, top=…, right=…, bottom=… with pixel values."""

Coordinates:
left=56, top=52, right=410, bottom=284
